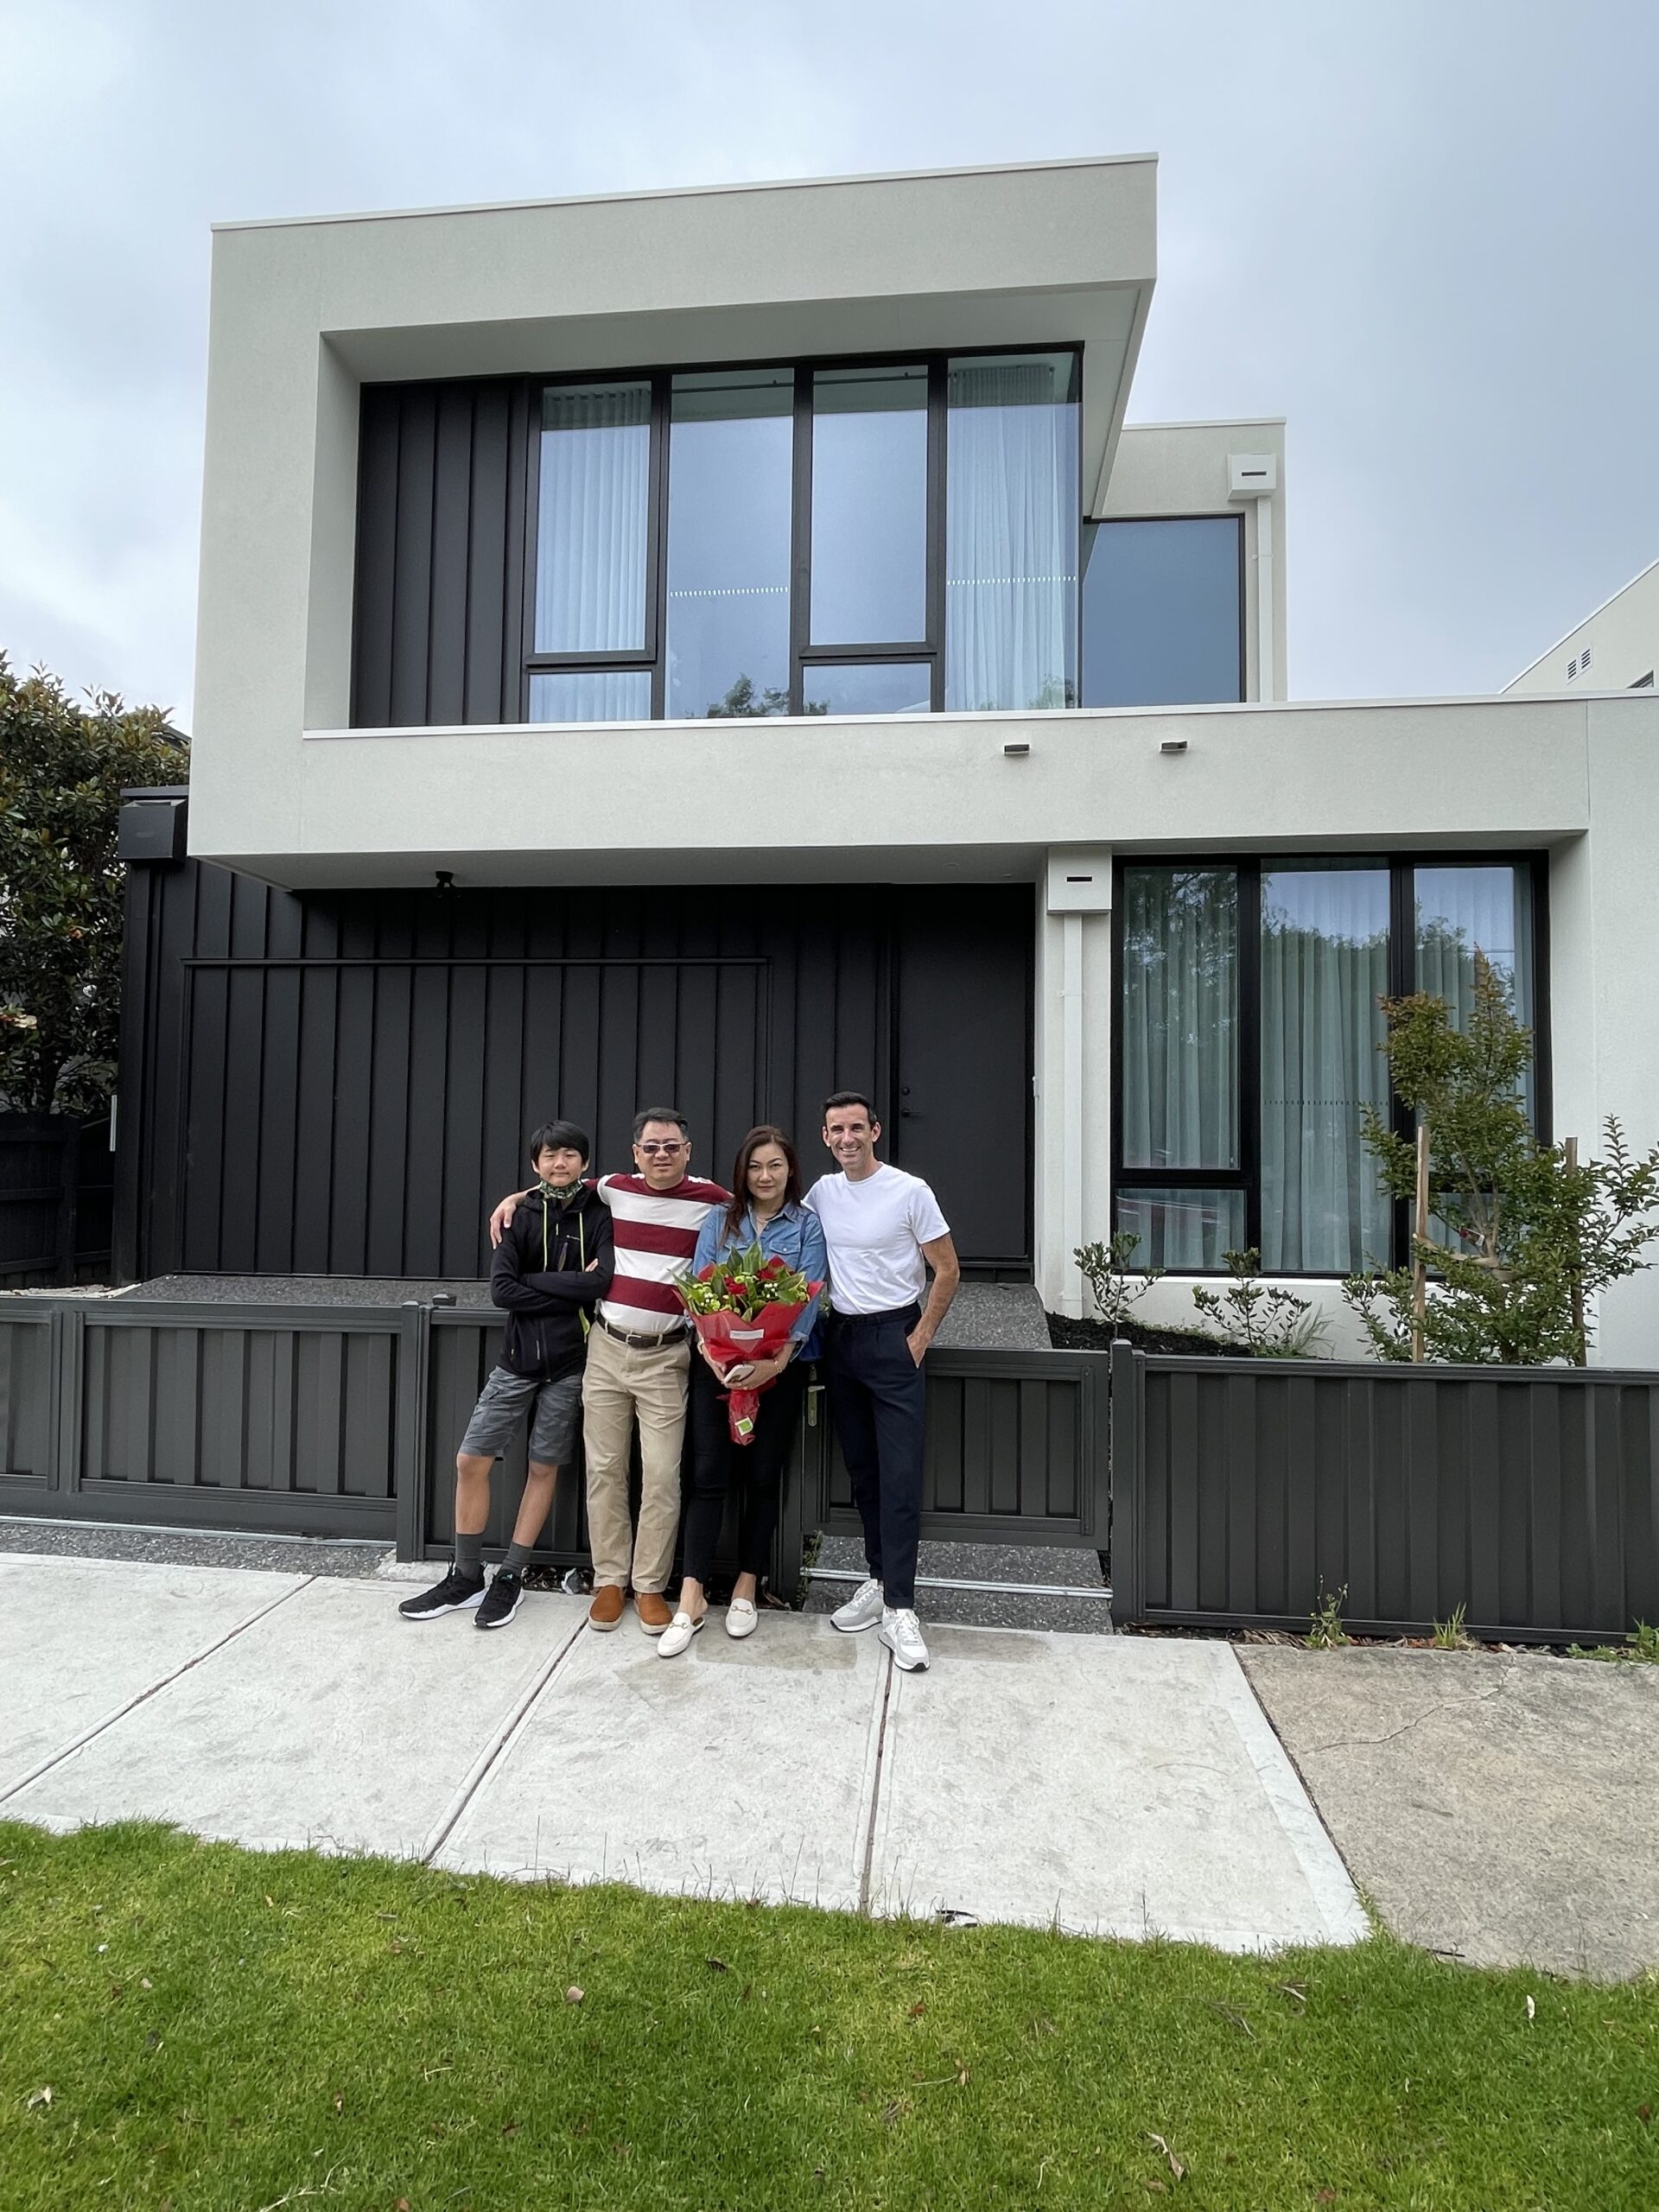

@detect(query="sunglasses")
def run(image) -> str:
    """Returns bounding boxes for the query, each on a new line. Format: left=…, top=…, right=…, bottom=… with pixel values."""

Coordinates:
left=637, top=1140, right=686, bottom=1155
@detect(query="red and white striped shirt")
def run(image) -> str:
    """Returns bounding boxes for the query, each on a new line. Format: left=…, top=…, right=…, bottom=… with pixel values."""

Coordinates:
left=595, top=1173, right=730, bottom=1335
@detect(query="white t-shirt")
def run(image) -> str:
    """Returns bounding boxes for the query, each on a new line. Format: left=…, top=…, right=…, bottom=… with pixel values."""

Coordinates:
left=805, top=1165, right=950, bottom=1315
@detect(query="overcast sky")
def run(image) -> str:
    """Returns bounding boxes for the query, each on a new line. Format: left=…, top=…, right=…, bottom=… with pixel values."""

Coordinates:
left=3, top=0, right=1655, bottom=725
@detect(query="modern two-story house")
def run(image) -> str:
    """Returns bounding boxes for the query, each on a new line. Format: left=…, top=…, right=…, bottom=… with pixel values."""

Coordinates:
left=114, top=156, right=1659, bottom=1364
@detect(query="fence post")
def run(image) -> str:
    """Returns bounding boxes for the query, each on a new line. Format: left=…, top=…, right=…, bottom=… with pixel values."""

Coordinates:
left=394, top=1302, right=430, bottom=1562
left=1109, top=1338, right=1144, bottom=1624
left=54, top=1301, right=85, bottom=1493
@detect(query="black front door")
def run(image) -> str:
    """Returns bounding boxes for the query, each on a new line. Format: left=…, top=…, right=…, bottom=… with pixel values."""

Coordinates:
left=888, top=885, right=1033, bottom=1275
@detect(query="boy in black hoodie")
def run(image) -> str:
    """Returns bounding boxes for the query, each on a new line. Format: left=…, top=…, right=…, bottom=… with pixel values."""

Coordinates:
left=400, top=1121, right=613, bottom=1630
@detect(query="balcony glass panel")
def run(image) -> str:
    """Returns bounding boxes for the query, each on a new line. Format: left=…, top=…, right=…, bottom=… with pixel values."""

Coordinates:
left=801, top=663, right=932, bottom=716
left=1120, top=867, right=1240, bottom=1170
left=810, top=365, right=928, bottom=645
left=1081, top=516, right=1244, bottom=707
left=666, top=368, right=793, bottom=720
left=1116, top=1188, right=1247, bottom=1272
left=528, top=670, right=652, bottom=723
left=944, top=352, right=1079, bottom=712
left=534, top=382, right=652, bottom=654
left=1260, top=864, right=1391, bottom=1273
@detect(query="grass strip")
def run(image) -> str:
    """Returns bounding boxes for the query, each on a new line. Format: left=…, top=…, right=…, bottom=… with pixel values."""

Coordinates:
left=1, top=1819, right=1656, bottom=2209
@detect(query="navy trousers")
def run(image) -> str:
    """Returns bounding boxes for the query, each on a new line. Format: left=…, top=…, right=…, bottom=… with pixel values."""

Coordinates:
left=826, top=1306, right=925, bottom=1611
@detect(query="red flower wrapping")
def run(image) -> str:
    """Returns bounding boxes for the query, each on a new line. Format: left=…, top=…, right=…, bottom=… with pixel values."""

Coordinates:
left=693, top=1301, right=810, bottom=1444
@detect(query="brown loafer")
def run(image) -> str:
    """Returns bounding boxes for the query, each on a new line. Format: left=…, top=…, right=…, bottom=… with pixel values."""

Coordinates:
left=588, top=1585, right=626, bottom=1631
left=634, top=1592, right=672, bottom=1634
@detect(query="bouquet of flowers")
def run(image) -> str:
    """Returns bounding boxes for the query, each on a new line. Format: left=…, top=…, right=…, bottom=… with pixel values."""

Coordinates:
left=677, top=1241, right=823, bottom=1445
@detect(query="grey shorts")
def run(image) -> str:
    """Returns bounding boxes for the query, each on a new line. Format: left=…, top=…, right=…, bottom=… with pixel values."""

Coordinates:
left=460, top=1366, right=583, bottom=1466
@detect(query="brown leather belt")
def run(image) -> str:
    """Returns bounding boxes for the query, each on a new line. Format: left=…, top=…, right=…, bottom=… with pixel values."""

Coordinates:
left=594, top=1313, right=690, bottom=1351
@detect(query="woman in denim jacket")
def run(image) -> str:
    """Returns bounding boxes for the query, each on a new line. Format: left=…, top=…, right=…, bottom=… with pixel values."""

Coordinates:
left=658, top=1124, right=827, bottom=1656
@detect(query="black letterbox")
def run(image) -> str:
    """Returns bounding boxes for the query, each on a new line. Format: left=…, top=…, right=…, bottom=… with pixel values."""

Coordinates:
left=118, top=797, right=188, bottom=864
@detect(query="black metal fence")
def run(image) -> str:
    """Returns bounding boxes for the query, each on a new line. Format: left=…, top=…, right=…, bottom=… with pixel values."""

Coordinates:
left=0, top=1116, right=113, bottom=1287
left=1110, top=1346, right=1659, bottom=1644
left=408, top=1306, right=817, bottom=1592
left=819, top=1346, right=1109, bottom=1554
left=4, top=1297, right=1656, bottom=1644
left=0, top=1299, right=416, bottom=1540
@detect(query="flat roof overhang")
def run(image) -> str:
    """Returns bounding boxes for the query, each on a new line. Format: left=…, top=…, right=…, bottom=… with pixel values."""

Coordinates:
left=215, top=156, right=1159, bottom=513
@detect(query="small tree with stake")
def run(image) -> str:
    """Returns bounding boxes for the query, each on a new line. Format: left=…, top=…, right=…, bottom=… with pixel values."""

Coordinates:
left=1343, top=953, right=1659, bottom=1364
left=0, top=656, right=187, bottom=1118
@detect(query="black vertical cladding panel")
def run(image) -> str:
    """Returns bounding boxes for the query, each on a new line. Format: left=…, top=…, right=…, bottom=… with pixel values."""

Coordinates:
left=427, top=386, right=475, bottom=728
left=352, top=386, right=404, bottom=728
left=124, top=869, right=1034, bottom=1281
left=389, top=389, right=437, bottom=728
left=891, top=885, right=1033, bottom=1268
left=351, top=377, right=528, bottom=730
left=464, top=384, right=512, bottom=724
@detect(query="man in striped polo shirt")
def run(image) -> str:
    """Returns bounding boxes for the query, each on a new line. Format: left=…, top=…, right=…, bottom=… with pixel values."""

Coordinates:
left=493, top=1107, right=727, bottom=1635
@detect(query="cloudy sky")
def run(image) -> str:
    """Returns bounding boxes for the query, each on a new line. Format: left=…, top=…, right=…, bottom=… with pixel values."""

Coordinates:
left=3, top=0, right=1655, bottom=725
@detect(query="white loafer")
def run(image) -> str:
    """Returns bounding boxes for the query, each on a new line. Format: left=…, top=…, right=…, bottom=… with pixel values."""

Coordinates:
left=726, top=1598, right=760, bottom=1640
left=658, top=1609, right=705, bottom=1658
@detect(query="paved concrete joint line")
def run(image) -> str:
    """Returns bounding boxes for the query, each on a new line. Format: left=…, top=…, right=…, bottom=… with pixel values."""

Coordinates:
left=419, top=1609, right=589, bottom=1865
left=857, top=1646, right=897, bottom=1914
left=863, top=1629, right=1368, bottom=1948
left=0, top=1568, right=315, bottom=1805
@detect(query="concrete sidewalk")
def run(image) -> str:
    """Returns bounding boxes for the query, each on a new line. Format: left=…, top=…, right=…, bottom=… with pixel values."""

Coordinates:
left=0, top=1554, right=1363, bottom=1953
left=1242, top=1643, right=1659, bottom=1981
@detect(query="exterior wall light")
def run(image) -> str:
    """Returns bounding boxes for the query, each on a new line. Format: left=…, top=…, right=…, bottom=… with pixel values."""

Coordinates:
left=1003, top=741, right=1031, bottom=756
left=1160, top=739, right=1188, bottom=754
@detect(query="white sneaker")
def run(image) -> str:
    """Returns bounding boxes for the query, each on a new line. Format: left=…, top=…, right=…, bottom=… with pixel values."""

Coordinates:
left=880, top=1606, right=930, bottom=1672
left=830, top=1577, right=884, bottom=1633
left=657, top=1610, right=704, bottom=1658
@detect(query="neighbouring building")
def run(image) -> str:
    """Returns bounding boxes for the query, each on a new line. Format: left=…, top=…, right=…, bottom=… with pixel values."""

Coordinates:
left=112, top=156, right=1659, bottom=1363
left=1504, top=556, right=1659, bottom=696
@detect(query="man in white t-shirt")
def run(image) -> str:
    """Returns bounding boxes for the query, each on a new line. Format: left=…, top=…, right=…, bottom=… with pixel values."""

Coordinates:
left=804, top=1090, right=960, bottom=1672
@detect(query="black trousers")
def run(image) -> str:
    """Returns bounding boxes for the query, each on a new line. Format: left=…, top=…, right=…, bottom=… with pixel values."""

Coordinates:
left=826, top=1306, right=925, bottom=1611
left=683, top=1354, right=807, bottom=1586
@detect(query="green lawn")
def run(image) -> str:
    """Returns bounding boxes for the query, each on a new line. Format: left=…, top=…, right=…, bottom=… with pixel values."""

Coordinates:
left=1, top=1821, right=1654, bottom=2211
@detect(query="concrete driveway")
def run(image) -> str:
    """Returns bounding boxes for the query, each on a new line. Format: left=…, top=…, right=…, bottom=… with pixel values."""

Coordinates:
left=1241, top=1643, right=1659, bottom=1981
left=0, top=1554, right=1363, bottom=1954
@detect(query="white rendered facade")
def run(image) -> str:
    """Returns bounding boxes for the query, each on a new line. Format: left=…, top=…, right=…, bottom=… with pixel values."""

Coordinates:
left=1505, top=557, right=1659, bottom=696
left=185, top=160, right=1659, bottom=1363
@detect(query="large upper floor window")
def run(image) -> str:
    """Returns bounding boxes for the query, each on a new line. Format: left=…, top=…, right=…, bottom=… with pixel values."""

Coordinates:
left=522, top=348, right=1080, bottom=721
left=1081, top=515, right=1244, bottom=708
left=1114, top=855, right=1544, bottom=1275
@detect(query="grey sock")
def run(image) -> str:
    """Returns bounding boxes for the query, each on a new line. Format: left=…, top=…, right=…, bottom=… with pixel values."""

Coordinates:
left=501, top=1541, right=535, bottom=1578
left=454, top=1530, right=485, bottom=1580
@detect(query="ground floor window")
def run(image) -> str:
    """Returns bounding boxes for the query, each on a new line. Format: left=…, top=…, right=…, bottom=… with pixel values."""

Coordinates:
left=1114, top=855, right=1543, bottom=1274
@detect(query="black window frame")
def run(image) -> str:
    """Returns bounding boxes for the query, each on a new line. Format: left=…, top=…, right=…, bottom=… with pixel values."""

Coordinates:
left=518, top=344, right=1082, bottom=722
left=1079, top=512, right=1247, bottom=709
left=1109, top=849, right=1552, bottom=1276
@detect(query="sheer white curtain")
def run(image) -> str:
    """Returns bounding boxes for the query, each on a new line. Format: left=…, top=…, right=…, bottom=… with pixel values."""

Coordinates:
left=1260, top=869, right=1391, bottom=1273
left=944, top=358, right=1078, bottom=712
left=535, top=383, right=651, bottom=655
left=1119, top=869, right=1240, bottom=1172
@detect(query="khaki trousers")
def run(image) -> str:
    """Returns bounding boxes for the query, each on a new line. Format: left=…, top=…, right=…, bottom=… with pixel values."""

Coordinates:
left=581, top=1322, right=690, bottom=1592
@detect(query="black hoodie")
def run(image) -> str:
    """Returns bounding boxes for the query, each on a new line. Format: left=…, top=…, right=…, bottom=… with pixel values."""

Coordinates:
left=490, top=1182, right=614, bottom=1382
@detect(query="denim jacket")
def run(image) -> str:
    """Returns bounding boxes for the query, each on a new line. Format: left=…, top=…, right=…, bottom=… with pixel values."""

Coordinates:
left=690, top=1198, right=828, bottom=1362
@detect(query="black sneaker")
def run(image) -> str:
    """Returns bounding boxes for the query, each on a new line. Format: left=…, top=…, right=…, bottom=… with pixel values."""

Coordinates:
left=398, top=1566, right=486, bottom=1621
left=475, top=1569, right=525, bottom=1630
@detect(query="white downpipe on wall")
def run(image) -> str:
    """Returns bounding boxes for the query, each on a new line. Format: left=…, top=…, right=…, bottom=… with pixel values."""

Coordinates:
left=1228, top=452, right=1278, bottom=702
left=1062, top=911, right=1084, bottom=1308
left=1254, top=493, right=1274, bottom=702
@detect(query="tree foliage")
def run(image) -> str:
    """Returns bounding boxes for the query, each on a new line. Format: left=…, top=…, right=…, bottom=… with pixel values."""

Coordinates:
left=0, top=656, right=188, bottom=1116
left=1342, top=954, right=1659, bottom=1363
